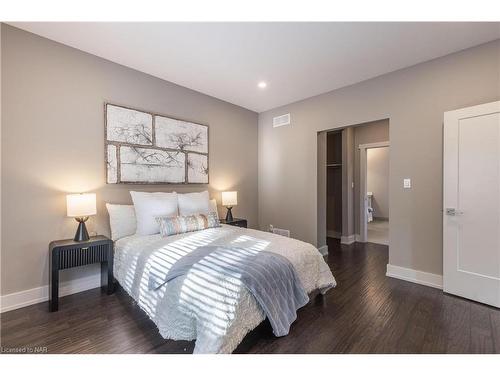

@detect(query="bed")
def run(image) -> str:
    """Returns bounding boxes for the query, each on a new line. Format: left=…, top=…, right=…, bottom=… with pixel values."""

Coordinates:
left=113, top=224, right=336, bottom=353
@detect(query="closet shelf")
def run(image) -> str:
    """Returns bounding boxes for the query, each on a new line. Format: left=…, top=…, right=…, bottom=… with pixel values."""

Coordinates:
left=326, top=163, right=342, bottom=168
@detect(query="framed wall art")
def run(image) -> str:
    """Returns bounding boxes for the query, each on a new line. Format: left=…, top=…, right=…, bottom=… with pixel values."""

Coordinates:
left=105, top=103, right=209, bottom=184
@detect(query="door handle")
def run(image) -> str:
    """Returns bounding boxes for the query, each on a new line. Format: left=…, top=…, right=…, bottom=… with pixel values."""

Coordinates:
left=446, top=208, right=464, bottom=216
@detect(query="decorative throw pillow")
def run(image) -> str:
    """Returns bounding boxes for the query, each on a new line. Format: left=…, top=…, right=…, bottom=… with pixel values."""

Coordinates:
left=178, top=191, right=210, bottom=216
left=105, top=203, right=136, bottom=241
left=130, top=191, right=178, bottom=235
left=156, top=212, right=221, bottom=237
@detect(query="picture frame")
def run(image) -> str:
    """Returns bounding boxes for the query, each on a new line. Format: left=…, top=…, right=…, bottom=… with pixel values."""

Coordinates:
left=104, top=103, right=209, bottom=184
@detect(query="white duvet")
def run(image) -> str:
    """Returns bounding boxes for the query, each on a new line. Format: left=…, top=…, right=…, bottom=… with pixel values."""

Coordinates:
left=114, top=225, right=336, bottom=353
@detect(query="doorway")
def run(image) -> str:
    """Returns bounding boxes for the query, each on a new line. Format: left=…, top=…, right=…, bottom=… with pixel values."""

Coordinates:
left=359, top=142, right=389, bottom=244
left=326, top=131, right=343, bottom=240
left=318, top=119, right=389, bottom=249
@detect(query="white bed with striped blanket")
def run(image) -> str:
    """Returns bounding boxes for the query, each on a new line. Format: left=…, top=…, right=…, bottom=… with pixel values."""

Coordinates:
left=113, top=224, right=336, bottom=353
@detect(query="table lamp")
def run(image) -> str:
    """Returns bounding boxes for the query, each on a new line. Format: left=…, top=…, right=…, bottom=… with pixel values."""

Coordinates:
left=221, top=191, right=237, bottom=222
left=66, top=193, right=96, bottom=241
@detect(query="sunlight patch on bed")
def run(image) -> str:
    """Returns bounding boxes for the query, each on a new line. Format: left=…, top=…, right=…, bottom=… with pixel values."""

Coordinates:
left=177, top=245, right=267, bottom=339
left=117, top=229, right=274, bottom=341
left=135, top=230, right=219, bottom=318
left=230, top=235, right=270, bottom=252
left=123, top=255, right=139, bottom=290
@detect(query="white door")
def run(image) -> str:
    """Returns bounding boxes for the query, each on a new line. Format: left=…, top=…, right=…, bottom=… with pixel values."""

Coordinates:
left=443, top=101, right=500, bottom=307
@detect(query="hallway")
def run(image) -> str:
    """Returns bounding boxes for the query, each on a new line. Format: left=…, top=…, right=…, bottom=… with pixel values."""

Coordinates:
left=368, top=218, right=389, bottom=245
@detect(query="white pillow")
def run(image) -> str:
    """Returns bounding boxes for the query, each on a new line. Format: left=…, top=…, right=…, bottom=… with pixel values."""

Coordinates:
left=105, top=203, right=137, bottom=241
left=178, top=191, right=210, bottom=216
left=209, top=199, right=219, bottom=217
left=130, top=191, right=178, bottom=235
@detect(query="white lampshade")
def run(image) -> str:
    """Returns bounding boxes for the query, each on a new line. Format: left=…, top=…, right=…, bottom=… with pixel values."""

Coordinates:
left=221, top=191, right=237, bottom=207
left=66, top=193, right=97, bottom=218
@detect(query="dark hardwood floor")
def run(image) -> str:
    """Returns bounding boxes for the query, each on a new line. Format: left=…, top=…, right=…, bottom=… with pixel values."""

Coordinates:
left=1, top=239, right=499, bottom=354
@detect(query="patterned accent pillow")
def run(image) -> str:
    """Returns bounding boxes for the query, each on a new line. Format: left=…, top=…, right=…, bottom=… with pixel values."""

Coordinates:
left=156, top=212, right=221, bottom=237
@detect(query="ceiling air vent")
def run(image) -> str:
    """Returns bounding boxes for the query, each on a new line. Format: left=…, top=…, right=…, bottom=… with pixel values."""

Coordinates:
left=273, top=113, right=291, bottom=128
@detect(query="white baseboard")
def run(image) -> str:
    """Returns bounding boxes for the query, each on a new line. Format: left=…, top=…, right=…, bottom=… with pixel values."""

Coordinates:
left=386, top=264, right=443, bottom=289
left=318, top=245, right=328, bottom=256
left=341, top=235, right=356, bottom=245
left=355, top=234, right=364, bottom=243
left=1, top=273, right=101, bottom=313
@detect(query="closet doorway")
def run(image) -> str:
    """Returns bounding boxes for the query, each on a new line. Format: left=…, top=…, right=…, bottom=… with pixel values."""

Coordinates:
left=326, top=131, right=343, bottom=240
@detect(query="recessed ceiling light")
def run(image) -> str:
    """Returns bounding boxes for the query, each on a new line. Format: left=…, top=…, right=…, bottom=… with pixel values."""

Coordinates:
left=258, top=81, right=267, bottom=89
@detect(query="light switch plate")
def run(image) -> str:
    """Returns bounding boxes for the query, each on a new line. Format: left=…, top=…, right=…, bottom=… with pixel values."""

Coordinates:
left=403, top=178, right=411, bottom=189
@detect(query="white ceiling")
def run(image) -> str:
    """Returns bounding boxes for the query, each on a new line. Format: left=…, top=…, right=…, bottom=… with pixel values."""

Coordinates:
left=10, top=22, right=500, bottom=112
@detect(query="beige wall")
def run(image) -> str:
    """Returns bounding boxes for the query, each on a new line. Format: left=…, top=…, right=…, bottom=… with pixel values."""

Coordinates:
left=0, top=25, right=2, bottom=297
left=1, top=25, right=258, bottom=295
left=259, top=40, right=500, bottom=275
left=2, top=24, right=499, bottom=297
left=367, top=147, right=389, bottom=219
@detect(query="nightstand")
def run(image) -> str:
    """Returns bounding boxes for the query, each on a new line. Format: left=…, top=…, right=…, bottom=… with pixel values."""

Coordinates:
left=220, top=218, right=247, bottom=228
left=49, top=235, right=114, bottom=312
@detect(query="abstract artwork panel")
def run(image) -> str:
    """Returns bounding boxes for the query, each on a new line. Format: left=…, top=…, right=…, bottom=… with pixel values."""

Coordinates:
left=155, top=116, right=208, bottom=153
left=187, top=153, right=209, bottom=184
left=106, top=144, right=118, bottom=183
left=120, top=146, right=185, bottom=183
left=105, top=103, right=208, bottom=184
left=106, top=105, right=153, bottom=145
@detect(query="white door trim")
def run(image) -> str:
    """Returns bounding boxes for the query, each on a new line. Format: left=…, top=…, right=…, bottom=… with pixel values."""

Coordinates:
left=359, top=141, right=390, bottom=243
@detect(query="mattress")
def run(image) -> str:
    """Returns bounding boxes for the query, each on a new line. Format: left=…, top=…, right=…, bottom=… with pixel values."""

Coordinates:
left=113, top=224, right=336, bottom=353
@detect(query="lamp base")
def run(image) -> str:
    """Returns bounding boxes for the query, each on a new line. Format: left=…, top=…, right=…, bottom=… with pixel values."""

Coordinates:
left=74, top=217, right=90, bottom=242
left=225, top=207, right=233, bottom=222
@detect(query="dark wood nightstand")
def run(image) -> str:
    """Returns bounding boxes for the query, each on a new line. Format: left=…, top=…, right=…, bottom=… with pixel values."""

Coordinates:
left=49, top=235, right=114, bottom=312
left=220, top=218, right=247, bottom=228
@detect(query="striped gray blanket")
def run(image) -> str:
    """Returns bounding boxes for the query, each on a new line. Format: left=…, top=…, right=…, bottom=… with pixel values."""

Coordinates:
left=149, top=245, right=309, bottom=337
